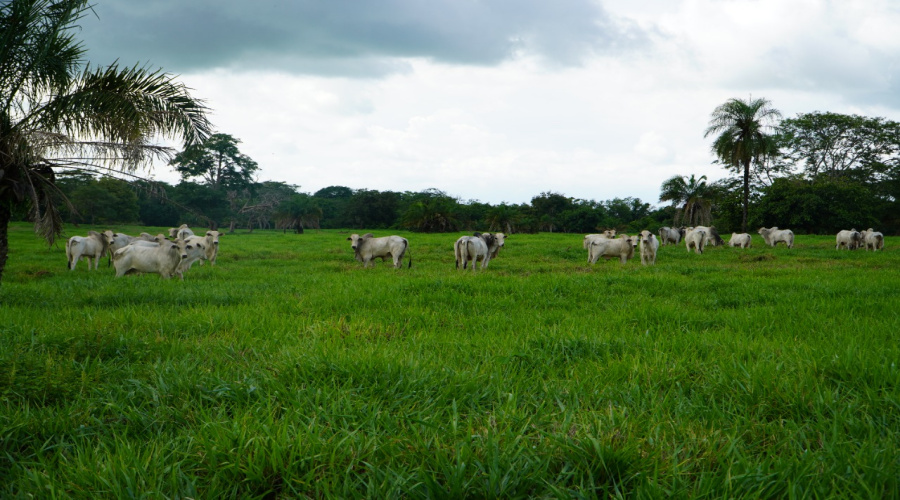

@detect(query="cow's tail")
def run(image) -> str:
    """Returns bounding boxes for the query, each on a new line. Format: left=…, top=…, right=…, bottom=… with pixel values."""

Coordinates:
left=454, top=239, right=461, bottom=269
left=405, top=240, right=412, bottom=268
left=65, top=238, right=73, bottom=269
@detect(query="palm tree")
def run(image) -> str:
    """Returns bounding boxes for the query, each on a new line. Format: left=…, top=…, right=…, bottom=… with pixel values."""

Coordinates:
left=704, top=97, right=781, bottom=232
left=658, top=174, right=713, bottom=226
left=0, top=0, right=212, bottom=284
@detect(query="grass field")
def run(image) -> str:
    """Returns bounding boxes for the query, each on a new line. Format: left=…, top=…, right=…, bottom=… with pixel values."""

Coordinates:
left=1, top=222, right=898, bottom=498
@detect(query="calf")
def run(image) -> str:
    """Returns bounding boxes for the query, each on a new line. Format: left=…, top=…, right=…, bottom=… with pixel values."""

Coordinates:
left=66, top=231, right=110, bottom=270
left=758, top=227, right=794, bottom=249
left=638, top=230, right=659, bottom=266
left=588, top=235, right=636, bottom=264
left=728, top=233, right=752, bottom=249
left=347, top=233, right=411, bottom=268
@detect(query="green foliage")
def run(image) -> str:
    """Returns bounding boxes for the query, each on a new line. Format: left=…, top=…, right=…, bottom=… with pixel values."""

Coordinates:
left=2, top=223, right=899, bottom=497
left=659, top=174, right=713, bottom=226
left=755, top=177, right=880, bottom=234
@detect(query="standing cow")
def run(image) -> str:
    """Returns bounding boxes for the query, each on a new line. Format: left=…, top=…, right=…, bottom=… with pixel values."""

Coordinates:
left=728, top=233, right=752, bottom=248
left=347, top=233, right=411, bottom=268
left=638, top=230, right=659, bottom=266
left=588, top=235, right=636, bottom=265
left=66, top=231, right=110, bottom=270
left=835, top=229, right=862, bottom=250
left=860, top=228, right=884, bottom=251
left=454, top=233, right=495, bottom=272
left=685, top=228, right=707, bottom=254
left=758, top=227, right=794, bottom=249
left=658, top=226, right=685, bottom=246
left=113, top=240, right=186, bottom=279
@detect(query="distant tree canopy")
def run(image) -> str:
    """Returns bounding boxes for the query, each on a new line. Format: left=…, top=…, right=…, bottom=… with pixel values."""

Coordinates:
left=170, top=133, right=259, bottom=191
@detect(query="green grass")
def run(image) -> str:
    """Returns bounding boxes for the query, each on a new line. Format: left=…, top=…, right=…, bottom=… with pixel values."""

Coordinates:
left=1, top=222, right=898, bottom=498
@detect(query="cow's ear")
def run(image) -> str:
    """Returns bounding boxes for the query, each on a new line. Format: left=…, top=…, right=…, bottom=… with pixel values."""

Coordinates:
left=346, top=237, right=352, bottom=241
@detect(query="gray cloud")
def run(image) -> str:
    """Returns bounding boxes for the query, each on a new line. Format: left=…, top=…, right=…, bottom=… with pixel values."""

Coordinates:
left=78, top=0, right=647, bottom=75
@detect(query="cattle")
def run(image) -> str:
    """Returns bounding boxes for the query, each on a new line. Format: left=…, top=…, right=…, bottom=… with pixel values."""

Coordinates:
left=588, top=235, right=636, bottom=264
left=113, top=239, right=186, bottom=279
left=454, top=233, right=495, bottom=271
left=583, top=230, right=618, bottom=263
left=168, top=224, right=194, bottom=240
left=758, top=227, right=794, bottom=249
left=835, top=229, right=862, bottom=250
left=658, top=226, right=685, bottom=246
left=685, top=227, right=707, bottom=254
left=860, top=228, right=884, bottom=251
left=638, top=230, right=659, bottom=266
left=103, top=231, right=164, bottom=262
left=728, top=233, right=752, bottom=249
left=691, top=225, right=724, bottom=247
left=65, top=231, right=110, bottom=270
left=488, top=232, right=507, bottom=259
left=174, top=238, right=208, bottom=276
left=347, top=233, right=411, bottom=268
left=202, top=230, right=222, bottom=265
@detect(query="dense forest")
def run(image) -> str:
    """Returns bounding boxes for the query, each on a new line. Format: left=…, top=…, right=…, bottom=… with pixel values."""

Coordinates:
left=15, top=111, right=900, bottom=236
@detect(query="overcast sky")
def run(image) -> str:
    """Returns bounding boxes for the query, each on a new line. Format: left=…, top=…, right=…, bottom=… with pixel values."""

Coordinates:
left=79, top=0, right=900, bottom=206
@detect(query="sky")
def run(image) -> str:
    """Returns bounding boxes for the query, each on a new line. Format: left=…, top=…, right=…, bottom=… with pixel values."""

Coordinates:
left=78, top=0, right=900, bottom=206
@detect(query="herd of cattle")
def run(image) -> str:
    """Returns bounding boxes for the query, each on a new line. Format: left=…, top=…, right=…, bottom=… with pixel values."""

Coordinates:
left=65, top=224, right=221, bottom=279
left=63, top=224, right=886, bottom=277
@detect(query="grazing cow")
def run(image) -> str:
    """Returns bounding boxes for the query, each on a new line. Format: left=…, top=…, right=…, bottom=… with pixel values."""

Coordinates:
left=685, top=228, right=707, bottom=254
left=658, top=226, right=685, bottom=246
left=860, top=228, right=884, bottom=251
left=168, top=224, right=194, bottom=240
left=588, top=235, right=636, bottom=264
left=347, top=233, right=411, bottom=268
left=66, top=231, right=110, bottom=270
left=454, top=233, right=495, bottom=271
left=835, top=229, right=863, bottom=250
left=638, top=230, right=659, bottom=266
left=113, top=240, right=186, bottom=279
left=728, top=233, right=752, bottom=248
left=757, top=227, right=794, bottom=249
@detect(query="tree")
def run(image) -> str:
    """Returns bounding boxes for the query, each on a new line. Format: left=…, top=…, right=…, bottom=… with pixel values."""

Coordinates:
left=777, top=112, right=900, bottom=180
left=704, top=97, right=781, bottom=232
left=169, top=133, right=258, bottom=191
left=0, top=0, right=211, bottom=284
left=658, top=174, right=714, bottom=227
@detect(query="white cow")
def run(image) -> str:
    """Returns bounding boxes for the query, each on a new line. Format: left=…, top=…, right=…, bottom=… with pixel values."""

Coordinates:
left=174, top=238, right=208, bottom=276
left=728, top=233, right=752, bottom=248
left=860, top=228, right=884, bottom=251
left=113, top=240, right=186, bottom=279
left=454, top=233, right=494, bottom=271
left=685, top=228, right=707, bottom=254
left=658, top=226, right=684, bottom=246
left=835, top=229, right=862, bottom=250
left=690, top=225, right=724, bottom=247
left=487, top=232, right=506, bottom=259
left=66, top=231, right=110, bottom=270
left=638, top=230, right=659, bottom=266
left=583, top=230, right=618, bottom=263
left=588, top=235, right=636, bottom=264
left=757, top=227, right=794, bottom=249
left=347, top=233, right=411, bottom=268
left=168, top=224, right=194, bottom=240
left=202, top=230, right=222, bottom=265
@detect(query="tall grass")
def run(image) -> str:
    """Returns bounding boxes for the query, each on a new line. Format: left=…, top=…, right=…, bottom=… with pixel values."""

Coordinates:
left=1, top=223, right=898, bottom=498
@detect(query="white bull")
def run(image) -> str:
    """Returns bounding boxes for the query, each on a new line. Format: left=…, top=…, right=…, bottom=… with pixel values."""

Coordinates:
left=728, top=233, right=752, bottom=248
left=66, top=231, right=110, bottom=270
left=758, top=227, right=794, bottom=249
left=583, top=230, right=617, bottom=263
left=588, top=235, right=636, bottom=265
left=347, top=233, right=411, bottom=268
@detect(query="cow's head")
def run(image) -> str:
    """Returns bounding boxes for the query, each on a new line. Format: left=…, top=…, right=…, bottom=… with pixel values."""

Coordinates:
left=603, top=229, right=617, bottom=238
left=639, top=230, right=653, bottom=247
left=347, top=233, right=371, bottom=252
left=493, top=233, right=507, bottom=249
left=206, top=230, right=222, bottom=246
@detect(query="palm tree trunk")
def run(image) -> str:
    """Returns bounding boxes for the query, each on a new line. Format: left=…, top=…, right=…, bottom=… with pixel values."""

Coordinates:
left=0, top=201, right=10, bottom=285
left=742, top=159, right=750, bottom=233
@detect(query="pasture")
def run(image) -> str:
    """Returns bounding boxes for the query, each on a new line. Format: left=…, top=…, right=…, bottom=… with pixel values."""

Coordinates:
left=1, top=222, right=898, bottom=498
